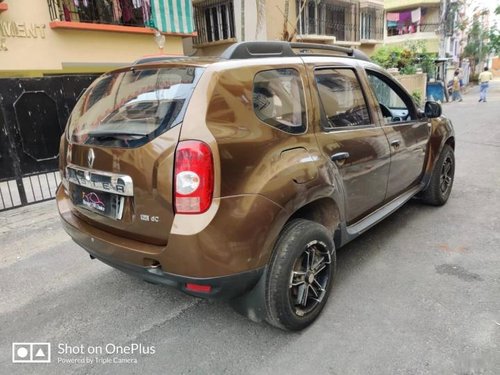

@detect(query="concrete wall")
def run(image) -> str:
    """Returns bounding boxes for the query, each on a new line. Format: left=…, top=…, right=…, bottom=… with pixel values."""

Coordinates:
left=0, top=0, right=185, bottom=76
left=394, top=72, right=428, bottom=106
left=492, top=57, right=500, bottom=77
left=265, top=0, right=298, bottom=41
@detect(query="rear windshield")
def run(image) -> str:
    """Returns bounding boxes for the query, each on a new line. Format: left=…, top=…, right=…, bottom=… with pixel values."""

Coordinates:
left=68, top=66, right=204, bottom=147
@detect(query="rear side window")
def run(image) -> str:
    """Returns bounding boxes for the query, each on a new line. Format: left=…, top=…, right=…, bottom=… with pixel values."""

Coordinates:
left=68, top=67, right=204, bottom=147
left=253, top=69, right=306, bottom=134
left=314, top=68, right=371, bottom=129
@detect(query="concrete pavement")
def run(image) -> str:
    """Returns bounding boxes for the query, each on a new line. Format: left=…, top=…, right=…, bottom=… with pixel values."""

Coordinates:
left=1, top=82, right=499, bottom=375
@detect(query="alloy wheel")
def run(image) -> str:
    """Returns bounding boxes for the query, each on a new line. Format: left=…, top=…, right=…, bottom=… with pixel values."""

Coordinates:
left=289, top=240, right=332, bottom=317
left=439, top=155, right=454, bottom=194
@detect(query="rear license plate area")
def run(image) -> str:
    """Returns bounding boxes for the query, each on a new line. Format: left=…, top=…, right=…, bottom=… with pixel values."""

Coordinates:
left=71, top=186, right=124, bottom=220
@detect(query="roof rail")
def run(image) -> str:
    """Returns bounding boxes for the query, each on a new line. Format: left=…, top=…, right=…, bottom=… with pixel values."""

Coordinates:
left=220, top=41, right=371, bottom=62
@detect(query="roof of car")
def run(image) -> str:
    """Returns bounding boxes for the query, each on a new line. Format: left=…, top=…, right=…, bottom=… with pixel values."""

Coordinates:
left=118, top=42, right=373, bottom=73
left=219, top=41, right=371, bottom=62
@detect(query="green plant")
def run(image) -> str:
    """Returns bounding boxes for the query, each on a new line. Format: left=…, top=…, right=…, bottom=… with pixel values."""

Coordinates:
left=412, top=91, right=422, bottom=106
left=371, top=41, right=436, bottom=77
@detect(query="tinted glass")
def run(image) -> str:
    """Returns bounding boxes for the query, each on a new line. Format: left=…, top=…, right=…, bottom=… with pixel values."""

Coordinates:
left=366, top=72, right=412, bottom=123
left=68, top=67, right=204, bottom=147
left=314, top=69, right=371, bottom=129
left=253, top=69, right=306, bottom=134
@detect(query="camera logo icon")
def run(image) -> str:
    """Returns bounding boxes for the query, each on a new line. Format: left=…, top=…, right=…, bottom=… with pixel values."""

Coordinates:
left=12, top=343, right=51, bottom=363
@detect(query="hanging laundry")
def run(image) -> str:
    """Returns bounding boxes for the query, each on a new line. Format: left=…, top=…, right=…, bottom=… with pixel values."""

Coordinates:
left=411, top=8, right=421, bottom=23
left=133, top=4, right=145, bottom=25
left=77, top=0, right=93, bottom=22
left=142, top=0, right=151, bottom=24
left=111, top=0, right=122, bottom=22
left=73, top=0, right=90, bottom=8
left=399, top=11, right=412, bottom=22
left=387, top=13, right=399, bottom=22
left=96, top=0, right=113, bottom=24
left=63, top=3, right=71, bottom=21
left=120, top=0, right=134, bottom=23
left=132, top=0, right=142, bottom=8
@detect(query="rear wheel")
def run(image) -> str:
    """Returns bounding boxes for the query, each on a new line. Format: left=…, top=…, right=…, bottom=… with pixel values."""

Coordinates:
left=265, top=219, right=335, bottom=331
left=421, top=144, right=455, bottom=206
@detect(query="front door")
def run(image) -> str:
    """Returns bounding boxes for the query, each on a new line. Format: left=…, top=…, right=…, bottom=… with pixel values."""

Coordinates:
left=365, top=70, right=430, bottom=200
left=312, top=67, right=391, bottom=224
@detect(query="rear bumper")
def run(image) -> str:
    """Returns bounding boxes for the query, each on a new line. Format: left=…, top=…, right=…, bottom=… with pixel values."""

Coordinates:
left=61, top=216, right=263, bottom=299
left=88, top=245, right=263, bottom=300
left=57, top=185, right=268, bottom=299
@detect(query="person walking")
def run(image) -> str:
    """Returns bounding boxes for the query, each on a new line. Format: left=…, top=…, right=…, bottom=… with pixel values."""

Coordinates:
left=452, top=71, right=463, bottom=102
left=478, top=67, right=494, bottom=102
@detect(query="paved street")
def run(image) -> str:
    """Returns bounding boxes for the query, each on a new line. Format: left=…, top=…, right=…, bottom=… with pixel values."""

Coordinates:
left=1, top=81, right=499, bottom=375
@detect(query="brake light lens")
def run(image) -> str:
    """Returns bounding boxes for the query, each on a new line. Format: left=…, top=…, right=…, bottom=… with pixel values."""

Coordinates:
left=174, top=141, right=214, bottom=214
left=185, top=283, right=212, bottom=293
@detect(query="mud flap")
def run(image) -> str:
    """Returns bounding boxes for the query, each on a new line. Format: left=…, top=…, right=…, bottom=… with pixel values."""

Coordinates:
left=229, top=267, right=269, bottom=323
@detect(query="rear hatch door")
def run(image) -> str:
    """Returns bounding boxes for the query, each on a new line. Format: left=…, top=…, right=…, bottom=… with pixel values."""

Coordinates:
left=65, top=65, right=204, bottom=245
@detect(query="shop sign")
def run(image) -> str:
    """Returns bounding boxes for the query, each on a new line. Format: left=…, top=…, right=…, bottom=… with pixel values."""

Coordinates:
left=0, top=20, right=47, bottom=51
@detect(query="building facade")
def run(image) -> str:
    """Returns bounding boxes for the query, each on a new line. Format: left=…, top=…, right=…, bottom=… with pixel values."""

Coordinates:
left=189, top=0, right=385, bottom=56
left=0, top=0, right=195, bottom=77
left=383, top=0, right=441, bottom=54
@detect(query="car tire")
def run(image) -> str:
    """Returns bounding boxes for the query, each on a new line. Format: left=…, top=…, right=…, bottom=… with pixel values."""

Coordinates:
left=265, top=219, right=336, bottom=331
left=421, top=144, right=455, bottom=206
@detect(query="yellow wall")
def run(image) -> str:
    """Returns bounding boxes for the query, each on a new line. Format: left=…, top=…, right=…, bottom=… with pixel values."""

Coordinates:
left=0, top=0, right=185, bottom=75
left=359, top=44, right=379, bottom=56
left=385, top=0, right=440, bottom=12
left=265, top=0, right=298, bottom=41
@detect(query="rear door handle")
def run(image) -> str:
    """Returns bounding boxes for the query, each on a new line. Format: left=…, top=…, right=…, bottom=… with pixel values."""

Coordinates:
left=390, top=139, right=401, bottom=148
left=331, top=152, right=350, bottom=162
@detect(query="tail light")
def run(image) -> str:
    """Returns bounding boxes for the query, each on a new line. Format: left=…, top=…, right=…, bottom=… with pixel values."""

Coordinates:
left=174, top=140, right=214, bottom=214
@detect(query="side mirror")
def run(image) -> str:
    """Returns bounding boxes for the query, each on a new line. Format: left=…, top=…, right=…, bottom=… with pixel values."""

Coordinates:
left=424, top=101, right=442, bottom=118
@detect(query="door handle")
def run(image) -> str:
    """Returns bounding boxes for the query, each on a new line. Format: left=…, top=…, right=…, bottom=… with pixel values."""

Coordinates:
left=331, top=152, right=350, bottom=162
left=390, top=139, right=401, bottom=148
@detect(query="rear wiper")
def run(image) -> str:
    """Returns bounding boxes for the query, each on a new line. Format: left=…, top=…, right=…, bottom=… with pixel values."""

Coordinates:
left=85, top=131, right=147, bottom=141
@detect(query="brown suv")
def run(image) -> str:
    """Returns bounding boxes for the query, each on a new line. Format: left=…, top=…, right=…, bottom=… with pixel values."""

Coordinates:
left=57, top=42, right=455, bottom=331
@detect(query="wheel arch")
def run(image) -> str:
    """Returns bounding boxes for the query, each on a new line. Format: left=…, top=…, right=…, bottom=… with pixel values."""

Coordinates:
left=445, top=135, right=455, bottom=150
left=287, top=197, right=342, bottom=249
left=422, top=118, right=455, bottom=188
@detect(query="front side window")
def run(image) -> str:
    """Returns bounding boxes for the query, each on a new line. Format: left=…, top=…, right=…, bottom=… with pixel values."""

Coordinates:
left=253, top=69, right=307, bottom=134
left=314, top=68, right=371, bottom=129
left=366, top=71, right=414, bottom=124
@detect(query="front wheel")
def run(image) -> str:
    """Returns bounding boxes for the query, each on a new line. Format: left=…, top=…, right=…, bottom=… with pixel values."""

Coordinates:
left=265, top=219, right=336, bottom=331
left=421, top=144, right=455, bottom=206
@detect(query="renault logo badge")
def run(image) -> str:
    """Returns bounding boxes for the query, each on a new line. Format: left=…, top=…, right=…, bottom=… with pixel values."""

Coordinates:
left=87, top=149, right=95, bottom=169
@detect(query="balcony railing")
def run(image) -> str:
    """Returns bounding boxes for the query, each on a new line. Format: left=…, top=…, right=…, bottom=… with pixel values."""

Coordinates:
left=47, top=0, right=153, bottom=28
left=298, top=0, right=360, bottom=42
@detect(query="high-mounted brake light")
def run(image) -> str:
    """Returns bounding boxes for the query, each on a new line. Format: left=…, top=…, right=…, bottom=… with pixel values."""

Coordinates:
left=174, top=141, right=214, bottom=214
